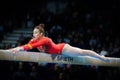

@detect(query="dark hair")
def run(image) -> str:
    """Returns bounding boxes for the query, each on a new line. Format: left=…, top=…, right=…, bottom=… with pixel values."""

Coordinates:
left=35, top=23, right=45, bottom=35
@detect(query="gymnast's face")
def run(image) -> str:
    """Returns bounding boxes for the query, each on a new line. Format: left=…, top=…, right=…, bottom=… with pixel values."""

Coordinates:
left=33, top=28, right=42, bottom=39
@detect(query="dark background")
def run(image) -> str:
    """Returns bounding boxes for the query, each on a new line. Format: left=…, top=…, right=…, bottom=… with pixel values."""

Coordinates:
left=0, top=0, right=120, bottom=80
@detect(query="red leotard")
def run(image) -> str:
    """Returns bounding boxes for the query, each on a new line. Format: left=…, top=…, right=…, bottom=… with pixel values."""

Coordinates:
left=21, top=37, right=65, bottom=54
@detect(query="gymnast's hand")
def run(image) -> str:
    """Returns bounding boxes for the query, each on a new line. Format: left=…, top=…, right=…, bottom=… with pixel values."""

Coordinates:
left=7, top=47, right=24, bottom=53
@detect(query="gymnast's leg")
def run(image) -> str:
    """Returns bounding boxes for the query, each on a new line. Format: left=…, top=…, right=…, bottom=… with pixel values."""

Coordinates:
left=62, top=44, right=109, bottom=62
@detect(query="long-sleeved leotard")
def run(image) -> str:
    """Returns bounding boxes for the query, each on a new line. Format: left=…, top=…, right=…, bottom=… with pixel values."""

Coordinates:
left=21, top=37, right=65, bottom=54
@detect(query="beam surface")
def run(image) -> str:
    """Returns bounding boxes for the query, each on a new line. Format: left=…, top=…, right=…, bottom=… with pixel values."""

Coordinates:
left=0, top=50, right=120, bottom=67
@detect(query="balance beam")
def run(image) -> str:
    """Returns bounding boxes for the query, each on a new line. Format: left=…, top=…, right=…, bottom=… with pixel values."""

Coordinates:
left=0, top=50, right=120, bottom=67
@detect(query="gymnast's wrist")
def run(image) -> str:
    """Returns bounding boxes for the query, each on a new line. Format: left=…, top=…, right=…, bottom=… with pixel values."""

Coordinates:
left=17, top=47, right=24, bottom=51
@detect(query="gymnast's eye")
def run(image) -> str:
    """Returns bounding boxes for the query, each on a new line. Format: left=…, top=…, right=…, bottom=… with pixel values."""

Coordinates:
left=34, top=31, right=39, bottom=34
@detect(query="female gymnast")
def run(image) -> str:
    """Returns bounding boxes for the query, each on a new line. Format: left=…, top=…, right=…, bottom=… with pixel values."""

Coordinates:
left=8, top=23, right=109, bottom=62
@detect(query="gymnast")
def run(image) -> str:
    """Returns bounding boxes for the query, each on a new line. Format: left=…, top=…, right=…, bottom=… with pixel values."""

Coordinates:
left=8, top=23, right=109, bottom=62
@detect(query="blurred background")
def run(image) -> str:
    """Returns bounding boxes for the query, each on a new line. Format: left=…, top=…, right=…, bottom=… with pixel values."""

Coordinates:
left=0, top=0, right=120, bottom=80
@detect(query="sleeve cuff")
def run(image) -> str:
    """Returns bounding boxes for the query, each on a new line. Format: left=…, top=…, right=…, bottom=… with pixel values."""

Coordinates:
left=21, top=44, right=33, bottom=50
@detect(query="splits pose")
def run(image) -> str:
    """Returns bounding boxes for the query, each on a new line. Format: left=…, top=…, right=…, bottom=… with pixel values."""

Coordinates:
left=8, top=23, right=109, bottom=62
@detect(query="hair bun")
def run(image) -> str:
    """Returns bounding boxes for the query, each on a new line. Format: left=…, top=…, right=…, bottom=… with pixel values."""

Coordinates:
left=39, top=23, right=44, bottom=30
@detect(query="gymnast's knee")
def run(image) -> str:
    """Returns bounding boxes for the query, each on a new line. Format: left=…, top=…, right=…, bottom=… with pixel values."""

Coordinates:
left=79, top=50, right=87, bottom=54
left=81, top=50, right=90, bottom=54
